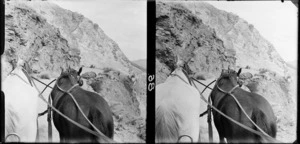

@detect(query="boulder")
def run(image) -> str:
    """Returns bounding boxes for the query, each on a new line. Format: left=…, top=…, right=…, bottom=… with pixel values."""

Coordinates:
left=81, top=71, right=97, bottom=79
left=239, top=72, right=253, bottom=80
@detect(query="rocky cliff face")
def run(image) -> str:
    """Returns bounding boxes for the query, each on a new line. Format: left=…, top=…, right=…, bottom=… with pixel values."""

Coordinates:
left=156, top=1, right=296, bottom=142
left=3, top=1, right=136, bottom=79
left=3, top=1, right=145, bottom=142
left=4, top=2, right=81, bottom=78
left=156, top=2, right=236, bottom=84
left=182, top=2, right=289, bottom=77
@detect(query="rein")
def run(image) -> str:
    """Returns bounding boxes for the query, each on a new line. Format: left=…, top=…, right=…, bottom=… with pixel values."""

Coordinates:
left=34, top=78, right=56, bottom=142
left=31, top=76, right=54, bottom=89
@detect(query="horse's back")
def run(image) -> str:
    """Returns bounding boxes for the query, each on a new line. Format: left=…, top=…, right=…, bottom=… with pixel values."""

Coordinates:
left=246, top=91, right=277, bottom=138
left=156, top=80, right=199, bottom=106
left=234, top=89, right=276, bottom=125
left=83, top=89, right=114, bottom=135
left=54, top=88, right=114, bottom=140
left=156, top=80, right=200, bottom=117
left=216, top=89, right=277, bottom=142
left=79, top=89, right=113, bottom=120
left=248, top=91, right=276, bottom=120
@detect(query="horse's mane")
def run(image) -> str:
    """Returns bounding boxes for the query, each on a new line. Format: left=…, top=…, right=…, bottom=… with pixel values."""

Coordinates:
left=168, top=67, right=192, bottom=85
left=217, top=69, right=239, bottom=83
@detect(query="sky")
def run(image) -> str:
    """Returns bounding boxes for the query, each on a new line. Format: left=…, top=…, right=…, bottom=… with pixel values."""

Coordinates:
left=51, top=0, right=146, bottom=61
left=50, top=1, right=297, bottom=62
left=205, top=1, right=298, bottom=62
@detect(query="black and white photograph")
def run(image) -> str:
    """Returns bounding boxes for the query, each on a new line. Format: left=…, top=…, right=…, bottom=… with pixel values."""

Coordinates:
left=2, top=0, right=146, bottom=143
left=1, top=0, right=298, bottom=143
left=155, top=0, right=297, bottom=143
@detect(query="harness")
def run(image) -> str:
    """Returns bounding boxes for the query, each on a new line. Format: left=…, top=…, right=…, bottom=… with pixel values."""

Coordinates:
left=216, top=83, right=271, bottom=138
left=54, top=81, right=108, bottom=140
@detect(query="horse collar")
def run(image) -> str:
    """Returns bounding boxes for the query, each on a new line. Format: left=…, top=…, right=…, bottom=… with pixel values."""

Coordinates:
left=217, top=84, right=239, bottom=95
left=57, top=83, right=79, bottom=94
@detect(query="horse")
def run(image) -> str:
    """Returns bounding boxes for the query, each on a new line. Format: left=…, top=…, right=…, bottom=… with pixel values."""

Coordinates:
left=210, top=68, right=277, bottom=143
left=50, top=67, right=114, bottom=143
left=3, top=59, right=39, bottom=142
left=155, top=57, right=201, bottom=143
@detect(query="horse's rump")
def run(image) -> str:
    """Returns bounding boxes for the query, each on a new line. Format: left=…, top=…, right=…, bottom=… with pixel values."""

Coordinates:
left=89, top=106, right=114, bottom=139
left=251, top=108, right=277, bottom=142
left=213, top=90, right=277, bottom=143
left=5, top=104, right=18, bottom=137
left=155, top=103, right=183, bottom=143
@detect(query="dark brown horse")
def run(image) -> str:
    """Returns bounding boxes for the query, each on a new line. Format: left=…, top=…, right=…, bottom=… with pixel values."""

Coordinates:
left=210, top=68, right=277, bottom=143
left=50, top=67, right=114, bottom=143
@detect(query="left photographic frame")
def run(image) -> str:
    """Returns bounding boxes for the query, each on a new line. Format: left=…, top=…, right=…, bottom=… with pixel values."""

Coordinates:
left=1, top=0, right=147, bottom=143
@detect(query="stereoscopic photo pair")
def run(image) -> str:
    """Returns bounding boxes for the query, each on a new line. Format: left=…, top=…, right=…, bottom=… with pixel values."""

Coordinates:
left=1, top=0, right=297, bottom=143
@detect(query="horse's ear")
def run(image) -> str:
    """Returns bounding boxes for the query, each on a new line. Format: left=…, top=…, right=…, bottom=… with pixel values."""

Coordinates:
left=78, top=67, right=83, bottom=75
left=60, top=67, right=64, bottom=74
left=221, top=69, right=226, bottom=73
left=237, top=68, right=242, bottom=76
left=68, top=65, right=71, bottom=72
left=175, top=55, right=184, bottom=68
left=17, top=58, right=25, bottom=67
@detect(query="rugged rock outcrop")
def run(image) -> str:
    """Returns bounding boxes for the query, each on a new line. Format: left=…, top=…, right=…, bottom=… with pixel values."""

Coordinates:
left=3, top=1, right=139, bottom=79
left=156, top=2, right=236, bottom=84
left=82, top=67, right=146, bottom=142
left=81, top=71, right=97, bottom=79
left=156, top=1, right=296, bottom=142
left=4, top=2, right=80, bottom=78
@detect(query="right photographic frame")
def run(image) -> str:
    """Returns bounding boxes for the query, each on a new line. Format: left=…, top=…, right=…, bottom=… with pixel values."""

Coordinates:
left=155, top=0, right=297, bottom=143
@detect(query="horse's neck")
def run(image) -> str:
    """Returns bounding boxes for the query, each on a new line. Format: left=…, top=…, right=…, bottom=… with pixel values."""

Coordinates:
left=167, top=68, right=190, bottom=85
left=210, top=86, right=224, bottom=107
left=51, top=81, right=76, bottom=106
left=9, top=68, right=28, bottom=83
left=211, top=83, right=239, bottom=107
left=51, top=85, right=65, bottom=106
